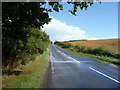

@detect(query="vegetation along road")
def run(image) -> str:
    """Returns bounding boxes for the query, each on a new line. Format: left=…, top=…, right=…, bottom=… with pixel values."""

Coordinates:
left=49, top=44, right=120, bottom=88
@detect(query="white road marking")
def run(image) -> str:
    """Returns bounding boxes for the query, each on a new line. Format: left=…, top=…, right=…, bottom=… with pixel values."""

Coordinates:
left=56, top=50, right=80, bottom=63
left=89, top=67, right=120, bottom=84
left=50, top=49, right=55, bottom=74
left=67, top=56, right=80, bottom=63
left=51, top=61, right=54, bottom=74
left=52, top=61, right=78, bottom=63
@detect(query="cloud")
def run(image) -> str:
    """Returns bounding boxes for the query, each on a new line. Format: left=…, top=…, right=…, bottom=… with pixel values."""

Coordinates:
left=42, top=18, right=87, bottom=42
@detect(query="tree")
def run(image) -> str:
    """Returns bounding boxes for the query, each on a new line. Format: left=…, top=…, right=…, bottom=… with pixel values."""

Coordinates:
left=2, top=2, right=52, bottom=67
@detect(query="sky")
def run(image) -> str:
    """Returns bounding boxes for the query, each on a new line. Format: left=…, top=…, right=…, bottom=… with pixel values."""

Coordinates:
left=42, top=2, right=118, bottom=42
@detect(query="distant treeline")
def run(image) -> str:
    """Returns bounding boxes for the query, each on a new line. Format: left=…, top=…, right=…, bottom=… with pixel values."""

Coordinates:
left=54, top=41, right=120, bottom=60
left=65, top=39, right=87, bottom=42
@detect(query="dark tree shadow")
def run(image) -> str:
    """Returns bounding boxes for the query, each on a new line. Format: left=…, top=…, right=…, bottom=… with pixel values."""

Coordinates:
left=2, top=70, right=22, bottom=76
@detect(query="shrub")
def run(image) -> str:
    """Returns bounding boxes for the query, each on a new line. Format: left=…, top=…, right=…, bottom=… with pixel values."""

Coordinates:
left=73, top=45, right=81, bottom=52
left=92, top=47, right=113, bottom=57
left=85, top=47, right=94, bottom=54
left=54, top=41, right=71, bottom=48
left=73, top=45, right=87, bottom=53
left=62, top=43, right=72, bottom=48
left=2, top=27, right=50, bottom=68
left=113, top=53, right=120, bottom=59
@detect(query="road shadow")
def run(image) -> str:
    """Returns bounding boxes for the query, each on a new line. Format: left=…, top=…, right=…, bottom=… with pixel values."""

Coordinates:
left=41, top=61, right=52, bottom=88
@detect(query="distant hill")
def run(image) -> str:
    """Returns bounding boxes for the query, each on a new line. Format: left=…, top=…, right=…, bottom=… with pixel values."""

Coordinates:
left=67, top=38, right=119, bottom=53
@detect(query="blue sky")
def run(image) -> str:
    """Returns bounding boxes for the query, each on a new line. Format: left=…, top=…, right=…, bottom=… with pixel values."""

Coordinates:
left=42, top=2, right=118, bottom=41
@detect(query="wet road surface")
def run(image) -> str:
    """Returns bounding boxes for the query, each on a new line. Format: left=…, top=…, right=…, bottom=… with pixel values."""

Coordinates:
left=50, top=44, right=120, bottom=88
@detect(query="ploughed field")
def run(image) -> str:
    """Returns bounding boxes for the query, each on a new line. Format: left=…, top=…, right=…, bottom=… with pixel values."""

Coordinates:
left=68, top=39, right=119, bottom=53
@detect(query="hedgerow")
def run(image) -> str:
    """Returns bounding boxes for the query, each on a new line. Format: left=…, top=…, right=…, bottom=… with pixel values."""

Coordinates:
left=54, top=41, right=119, bottom=59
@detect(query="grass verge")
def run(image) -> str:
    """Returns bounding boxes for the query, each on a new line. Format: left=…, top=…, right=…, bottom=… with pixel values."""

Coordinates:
left=2, top=47, right=50, bottom=88
left=0, top=73, right=2, bottom=89
left=65, top=48, right=120, bottom=65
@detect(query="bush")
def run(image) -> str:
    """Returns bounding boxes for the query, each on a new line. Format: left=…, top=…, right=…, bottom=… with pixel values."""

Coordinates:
left=85, top=47, right=94, bottom=54
left=54, top=41, right=71, bottom=48
left=73, top=45, right=88, bottom=53
left=62, top=43, right=71, bottom=48
left=73, top=45, right=81, bottom=52
left=113, top=53, right=120, bottom=59
left=92, top=47, right=113, bottom=57
left=2, top=27, right=50, bottom=68
left=92, top=47, right=105, bottom=55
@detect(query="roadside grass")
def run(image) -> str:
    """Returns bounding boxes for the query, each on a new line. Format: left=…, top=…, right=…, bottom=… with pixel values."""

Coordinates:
left=0, top=73, right=2, bottom=89
left=65, top=48, right=120, bottom=65
left=2, top=47, right=50, bottom=88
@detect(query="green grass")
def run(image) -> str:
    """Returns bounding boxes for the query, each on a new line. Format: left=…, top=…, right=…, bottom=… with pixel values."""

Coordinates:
left=2, top=47, right=50, bottom=88
left=65, top=48, right=120, bottom=65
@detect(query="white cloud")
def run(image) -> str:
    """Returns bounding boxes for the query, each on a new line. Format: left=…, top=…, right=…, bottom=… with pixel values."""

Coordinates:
left=42, top=18, right=87, bottom=42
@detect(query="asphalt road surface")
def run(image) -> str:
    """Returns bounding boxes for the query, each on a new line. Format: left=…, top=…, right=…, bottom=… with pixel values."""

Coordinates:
left=50, top=44, right=120, bottom=88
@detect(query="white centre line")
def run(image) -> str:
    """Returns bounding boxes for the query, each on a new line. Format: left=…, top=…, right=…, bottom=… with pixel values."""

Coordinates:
left=89, top=67, right=120, bottom=84
left=56, top=50, right=80, bottom=63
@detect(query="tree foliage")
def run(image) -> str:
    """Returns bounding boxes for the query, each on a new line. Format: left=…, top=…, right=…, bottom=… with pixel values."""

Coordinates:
left=2, top=3, right=51, bottom=68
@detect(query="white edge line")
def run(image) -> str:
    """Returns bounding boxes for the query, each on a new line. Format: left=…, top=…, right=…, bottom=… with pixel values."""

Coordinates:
left=51, top=60, right=54, bottom=74
left=89, top=67, right=120, bottom=84
left=50, top=50, right=54, bottom=74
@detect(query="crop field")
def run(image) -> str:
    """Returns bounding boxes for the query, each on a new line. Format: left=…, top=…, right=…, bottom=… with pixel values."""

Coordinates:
left=68, top=39, right=119, bottom=53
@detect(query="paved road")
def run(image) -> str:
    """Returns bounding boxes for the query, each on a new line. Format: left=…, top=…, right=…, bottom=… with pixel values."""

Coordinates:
left=50, top=44, right=120, bottom=88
